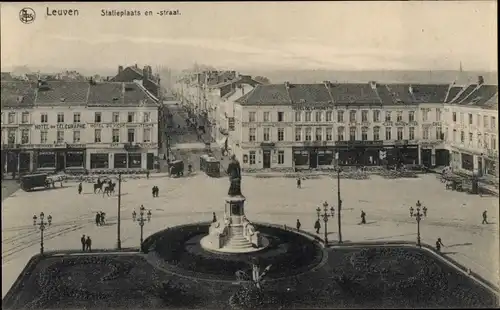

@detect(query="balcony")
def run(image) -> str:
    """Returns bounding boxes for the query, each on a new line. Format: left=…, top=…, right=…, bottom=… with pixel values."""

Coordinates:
left=124, top=142, right=141, bottom=151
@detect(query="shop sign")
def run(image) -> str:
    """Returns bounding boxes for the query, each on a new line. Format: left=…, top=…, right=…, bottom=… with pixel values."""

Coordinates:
left=89, top=123, right=156, bottom=129
left=335, top=140, right=384, bottom=146
left=66, top=144, right=86, bottom=149
left=383, top=122, right=393, bottom=126
left=137, top=143, right=158, bottom=148
left=293, top=105, right=331, bottom=111
left=395, top=122, right=408, bottom=126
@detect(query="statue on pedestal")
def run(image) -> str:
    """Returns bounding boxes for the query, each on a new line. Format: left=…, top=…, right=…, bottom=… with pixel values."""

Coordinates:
left=226, top=154, right=243, bottom=196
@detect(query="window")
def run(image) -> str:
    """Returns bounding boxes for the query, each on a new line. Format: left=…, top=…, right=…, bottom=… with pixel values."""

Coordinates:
left=21, top=112, right=29, bottom=124
left=7, top=129, right=16, bottom=144
left=40, top=131, right=48, bottom=144
left=452, top=112, right=457, bottom=123
left=57, top=113, right=64, bottom=123
left=73, top=131, right=80, bottom=143
left=95, top=112, right=102, bottom=123
left=349, top=110, right=356, bottom=123
left=484, top=116, right=488, bottom=128
left=248, top=112, right=256, bottom=122
left=468, top=132, right=473, bottom=144
left=127, top=128, right=135, bottom=143
left=422, top=109, right=429, bottom=121
left=143, top=112, right=150, bottom=123
left=326, top=111, right=333, bottom=122
left=409, top=127, right=415, bottom=140
left=385, top=111, right=391, bottom=122
left=373, top=110, right=380, bottom=122
left=249, top=151, right=256, bottom=165
left=478, top=133, right=482, bottom=147
left=459, top=113, right=465, bottom=124
left=249, top=128, right=256, bottom=142
left=492, top=135, right=497, bottom=150
left=127, top=112, right=135, bottom=123
left=277, top=128, right=284, bottom=141
left=460, top=131, right=465, bottom=143
left=315, top=128, right=322, bottom=141
left=295, top=128, right=301, bottom=141
left=484, top=134, right=489, bottom=148
left=305, top=111, right=312, bottom=122
left=263, top=112, right=270, bottom=122
left=73, top=113, right=81, bottom=123
left=423, top=128, right=429, bottom=140
left=468, top=113, right=473, bottom=125
left=112, top=112, right=119, bottom=123
left=477, top=115, right=481, bottom=127
left=41, top=113, right=48, bottom=123
left=326, top=127, right=333, bottom=141
left=361, top=110, right=368, bottom=122
left=337, top=111, right=344, bottom=122
left=278, top=151, right=285, bottom=164
left=349, top=127, right=356, bottom=141
left=397, top=127, right=403, bottom=140
left=315, top=111, right=322, bottom=122
left=337, top=127, right=344, bottom=141
left=373, top=127, right=380, bottom=141
left=452, top=129, right=457, bottom=142
left=263, top=127, right=270, bottom=141
left=491, top=116, right=496, bottom=129
left=436, top=126, right=442, bottom=140
left=21, top=129, right=29, bottom=144
left=143, top=128, right=151, bottom=142
left=409, top=111, right=415, bottom=122
left=8, top=112, right=15, bottom=124
left=305, top=127, right=312, bottom=141
left=361, top=127, right=368, bottom=141
left=277, top=112, right=284, bottom=122
left=436, top=109, right=442, bottom=121
left=385, top=127, right=392, bottom=140
left=57, top=130, right=64, bottom=143
left=94, top=129, right=102, bottom=143
left=396, top=111, right=403, bottom=122
left=112, top=129, right=120, bottom=143
left=295, top=111, right=301, bottom=122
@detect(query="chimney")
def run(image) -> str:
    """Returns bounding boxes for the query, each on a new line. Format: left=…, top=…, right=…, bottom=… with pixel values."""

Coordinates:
left=478, top=76, right=484, bottom=85
left=143, top=66, right=149, bottom=80
left=323, top=80, right=331, bottom=87
left=369, top=81, right=377, bottom=89
left=118, top=66, right=124, bottom=74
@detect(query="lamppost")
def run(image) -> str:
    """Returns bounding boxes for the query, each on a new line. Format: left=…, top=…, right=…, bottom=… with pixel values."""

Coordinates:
left=33, top=212, right=52, bottom=254
left=132, top=205, right=152, bottom=250
left=316, top=201, right=335, bottom=245
left=414, top=201, right=423, bottom=247
left=336, top=168, right=343, bottom=244
left=117, top=173, right=122, bottom=250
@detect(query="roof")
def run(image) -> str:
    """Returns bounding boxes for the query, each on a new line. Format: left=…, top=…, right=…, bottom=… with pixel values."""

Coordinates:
left=450, top=84, right=477, bottom=103
left=1, top=81, right=37, bottom=107
left=234, top=82, right=499, bottom=108
left=36, top=81, right=89, bottom=104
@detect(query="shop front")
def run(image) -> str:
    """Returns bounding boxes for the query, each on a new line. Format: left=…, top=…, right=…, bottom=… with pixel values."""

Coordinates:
left=393, top=142, right=419, bottom=165
left=88, top=145, right=158, bottom=171
left=292, top=142, right=336, bottom=169
left=34, top=144, right=86, bottom=172
left=335, top=141, right=384, bottom=166
left=484, top=158, right=498, bottom=177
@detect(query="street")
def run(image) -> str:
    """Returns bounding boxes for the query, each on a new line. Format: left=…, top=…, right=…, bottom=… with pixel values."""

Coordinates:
left=2, top=173, right=498, bottom=297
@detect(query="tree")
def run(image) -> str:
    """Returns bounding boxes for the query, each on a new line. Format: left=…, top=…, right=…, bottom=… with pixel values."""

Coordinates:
left=253, top=76, right=271, bottom=85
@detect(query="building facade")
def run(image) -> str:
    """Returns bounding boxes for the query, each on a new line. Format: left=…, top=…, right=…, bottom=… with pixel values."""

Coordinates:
left=230, top=81, right=498, bottom=172
left=1, top=79, right=159, bottom=174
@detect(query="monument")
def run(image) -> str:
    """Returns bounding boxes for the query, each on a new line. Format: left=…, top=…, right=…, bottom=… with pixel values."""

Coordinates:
left=200, top=155, right=269, bottom=253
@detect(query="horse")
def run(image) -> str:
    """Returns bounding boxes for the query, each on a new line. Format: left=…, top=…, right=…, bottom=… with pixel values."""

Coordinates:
left=93, top=180, right=104, bottom=194
left=103, top=182, right=116, bottom=197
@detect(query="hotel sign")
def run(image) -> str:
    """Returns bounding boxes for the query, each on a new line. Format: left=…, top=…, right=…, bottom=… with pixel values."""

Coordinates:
left=35, top=124, right=86, bottom=130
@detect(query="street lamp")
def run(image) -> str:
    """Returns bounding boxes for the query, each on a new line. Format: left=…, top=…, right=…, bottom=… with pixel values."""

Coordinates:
left=414, top=201, right=423, bottom=247
left=33, top=212, right=52, bottom=254
left=132, top=205, right=152, bottom=250
left=316, top=201, right=335, bottom=245
left=336, top=168, right=343, bottom=244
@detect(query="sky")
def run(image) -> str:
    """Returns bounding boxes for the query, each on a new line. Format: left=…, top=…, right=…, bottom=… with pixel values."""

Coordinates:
left=1, top=1, right=498, bottom=72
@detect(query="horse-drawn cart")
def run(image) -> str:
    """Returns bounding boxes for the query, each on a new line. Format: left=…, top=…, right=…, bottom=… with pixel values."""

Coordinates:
left=20, top=173, right=57, bottom=191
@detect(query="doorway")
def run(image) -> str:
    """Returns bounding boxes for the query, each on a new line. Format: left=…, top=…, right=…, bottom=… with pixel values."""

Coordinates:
left=263, top=150, right=271, bottom=169
left=477, top=157, right=483, bottom=176
left=56, top=152, right=65, bottom=172
left=309, top=150, right=318, bottom=168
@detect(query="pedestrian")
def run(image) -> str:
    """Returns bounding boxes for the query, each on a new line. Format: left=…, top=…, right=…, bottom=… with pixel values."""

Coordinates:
left=95, top=212, right=101, bottom=226
left=314, top=219, right=321, bottom=234
left=78, top=182, right=83, bottom=195
left=296, top=219, right=301, bottom=231
left=152, top=186, right=156, bottom=198
left=409, top=207, right=414, bottom=217
left=296, top=178, right=301, bottom=189
left=12, top=170, right=16, bottom=180
left=155, top=186, right=159, bottom=197
left=482, top=210, right=488, bottom=224
left=81, top=234, right=86, bottom=251
left=435, top=237, right=444, bottom=252
left=422, top=206, right=427, bottom=217
left=85, top=236, right=92, bottom=252
left=100, top=212, right=106, bottom=225
left=360, top=210, right=366, bottom=224
left=146, top=170, right=150, bottom=179
left=212, top=212, right=217, bottom=223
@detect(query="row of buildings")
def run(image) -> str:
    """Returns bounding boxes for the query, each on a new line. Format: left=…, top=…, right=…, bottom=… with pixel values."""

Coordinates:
left=1, top=65, right=161, bottom=174
left=175, top=74, right=498, bottom=177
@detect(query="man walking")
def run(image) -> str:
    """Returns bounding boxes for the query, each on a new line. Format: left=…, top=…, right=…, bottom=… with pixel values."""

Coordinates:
left=296, top=178, right=302, bottom=189
left=78, top=182, right=83, bottom=195
left=360, top=210, right=366, bottom=225
left=422, top=206, right=427, bottom=217
left=435, top=237, right=444, bottom=252
left=314, top=219, right=321, bottom=234
left=296, top=219, right=301, bottom=231
left=95, top=212, right=101, bottom=226
left=482, top=210, right=488, bottom=224
left=85, top=236, right=92, bottom=252
left=146, top=170, right=150, bottom=179
left=81, top=235, right=86, bottom=251
left=212, top=212, right=217, bottom=223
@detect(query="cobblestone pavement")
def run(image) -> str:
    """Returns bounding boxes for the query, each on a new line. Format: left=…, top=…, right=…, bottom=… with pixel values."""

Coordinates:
left=2, top=174, right=498, bottom=297
left=1, top=180, right=20, bottom=202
